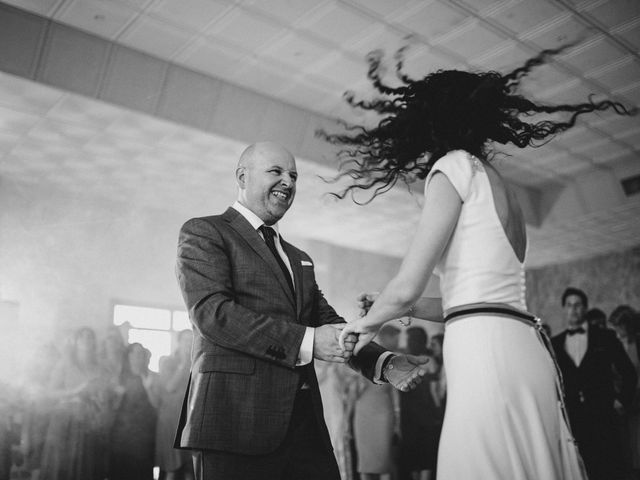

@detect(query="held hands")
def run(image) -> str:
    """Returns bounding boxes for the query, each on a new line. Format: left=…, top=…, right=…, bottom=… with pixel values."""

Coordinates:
left=385, top=354, right=429, bottom=392
left=314, top=323, right=357, bottom=363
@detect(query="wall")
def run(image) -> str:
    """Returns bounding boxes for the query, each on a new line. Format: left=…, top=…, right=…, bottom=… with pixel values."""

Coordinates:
left=0, top=178, right=419, bottom=384
left=526, top=247, right=640, bottom=334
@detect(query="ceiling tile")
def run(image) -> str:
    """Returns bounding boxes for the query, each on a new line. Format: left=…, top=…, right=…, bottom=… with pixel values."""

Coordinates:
left=561, top=37, right=628, bottom=74
left=148, top=0, right=233, bottom=31
left=583, top=0, right=640, bottom=29
left=616, top=82, right=640, bottom=105
left=0, top=72, right=64, bottom=115
left=538, top=79, right=603, bottom=104
left=526, top=14, right=590, bottom=50
left=519, top=64, right=576, bottom=98
left=55, top=0, right=137, bottom=39
left=474, top=42, right=532, bottom=72
left=208, top=9, right=283, bottom=52
left=489, top=0, right=565, bottom=34
left=440, top=21, right=506, bottom=60
left=616, top=20, right=640, bottom=49
left=308, top=52, right=368, bottom=88
left=344, top=0, right=421, bottom=18
left=346, top=25, right=414, bottom=58
left=296, top=3, right=374, bottom=45
left=241, top=0, right=329, bottom=25
left=176, top=38, right=246, bottom=80
left=400, top=44, right=459, bottom=78
left=261, top=32, right=334, bottom=69
left=27, top=117, right=96, bottom=146
left=46, top=95, right=124, bottom=128
left=553, top=126, right=609, bottom=150
left=455, top=0, right=510, bottom=14
left=614, top=128, right=640, bottom=149
left=118, top=15, right=193, bottom=59
left=2, top=0, right=61, bottom=16
left=578, top=141, right=633, bottom=164
left=231, top=58, right=298, bottom=96
left=0, top=106, right=42, bottom=135
left=589, top=58, right=640, bottom=90
left=391, top=1, right=469, bottom=41
left=588, top=114, right=640, bottom=136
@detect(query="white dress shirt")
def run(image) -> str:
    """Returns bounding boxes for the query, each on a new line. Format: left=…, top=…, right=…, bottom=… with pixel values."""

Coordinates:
left=232, top=202, right=314, bottom=366
left=564, top=321, right=588, bottom=366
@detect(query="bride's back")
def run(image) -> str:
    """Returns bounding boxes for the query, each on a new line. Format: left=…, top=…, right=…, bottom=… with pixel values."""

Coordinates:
left=426, top=150, right=527, bottom=312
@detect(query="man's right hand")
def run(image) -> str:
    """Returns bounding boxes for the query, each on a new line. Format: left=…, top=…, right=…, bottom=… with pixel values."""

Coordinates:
left=314, top=324, right=357, bottom=363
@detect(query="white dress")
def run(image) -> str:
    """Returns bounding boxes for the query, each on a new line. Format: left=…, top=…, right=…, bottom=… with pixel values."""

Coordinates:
left=427, top=151, right=587, bottom=480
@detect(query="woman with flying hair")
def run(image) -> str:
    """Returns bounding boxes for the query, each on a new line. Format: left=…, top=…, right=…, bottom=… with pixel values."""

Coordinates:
left=330, top=46, right=637, bottom=480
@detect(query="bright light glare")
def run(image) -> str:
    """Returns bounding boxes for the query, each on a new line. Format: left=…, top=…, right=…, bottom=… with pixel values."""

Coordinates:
left=128, top=328, right=171, bottom=372
left=114, top=304, right=171, bottom=330
left=172, top=310, right=191, bottom=331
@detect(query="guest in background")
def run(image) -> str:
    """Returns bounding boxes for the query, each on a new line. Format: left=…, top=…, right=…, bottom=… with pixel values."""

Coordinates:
left=352, top=324, right=401, bottom=480
left=155, top=330, right=194, bottom=480
left=552, top=288, right=637, bottom=480
left=399, top=329, right=445, bottom=480
left=610, top=305, right=640, bottom=479
left=20, top=343, right=60, bottom=480
left=101, top=326, right=128, bottom=393
left=585, top=308, right=607, bottom=330
left=40, top=327, right=111, bottom=480
left=108, top=342, right=157, bottom=480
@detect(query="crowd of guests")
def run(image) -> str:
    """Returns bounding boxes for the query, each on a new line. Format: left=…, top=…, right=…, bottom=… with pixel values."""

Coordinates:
left=0, top=326, right=193, bottom=480
left=551, top=287, right=640, bottom=480
left=346, top=325, right=446, bottom=480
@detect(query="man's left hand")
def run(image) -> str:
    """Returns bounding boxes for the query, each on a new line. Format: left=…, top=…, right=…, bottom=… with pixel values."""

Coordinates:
left=384, top=354, right=429, bottom=392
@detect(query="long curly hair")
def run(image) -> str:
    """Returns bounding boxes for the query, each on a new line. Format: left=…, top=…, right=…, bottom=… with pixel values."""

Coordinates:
left=319, top=45, right=636, bottom=202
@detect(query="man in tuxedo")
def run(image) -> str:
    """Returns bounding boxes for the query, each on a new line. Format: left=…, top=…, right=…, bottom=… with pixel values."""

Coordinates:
left=175, top=141, right=427, bottom=480
left=551, top=287, right=637, bottom=480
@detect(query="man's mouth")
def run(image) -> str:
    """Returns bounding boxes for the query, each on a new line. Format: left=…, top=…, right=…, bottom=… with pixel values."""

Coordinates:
left=271, top=190, right=290, bottom=201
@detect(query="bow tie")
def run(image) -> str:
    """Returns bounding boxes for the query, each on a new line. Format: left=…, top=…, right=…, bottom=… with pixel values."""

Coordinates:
left=567, top=327, right=586, bottom=336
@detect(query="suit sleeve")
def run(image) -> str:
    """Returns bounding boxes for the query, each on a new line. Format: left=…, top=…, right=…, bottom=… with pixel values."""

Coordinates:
left=176, top=218, right=306, bottom=368
left=608, top=331, right=638, bottom=408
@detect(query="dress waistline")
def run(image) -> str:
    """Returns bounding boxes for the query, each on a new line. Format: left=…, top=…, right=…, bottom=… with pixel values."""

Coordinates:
left=444, top=302, right=538, bottom=327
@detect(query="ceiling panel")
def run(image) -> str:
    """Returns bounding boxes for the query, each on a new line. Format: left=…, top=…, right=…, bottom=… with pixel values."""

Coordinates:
left=488, top=0, right=566, bottom=34
left=148, top=0, right=233, bottom=32
left=207, top=9, right=283, bottom=52
left=391, top=1, right=469, bottom=41
left=55, top=0, right=136, bottom=39
left=117, top=15, right=193, bottom=59
left=2, top=0, right=640, bottom=267
left=583, top=0, right=640, bottom=30
left=561, top=37, right=629, bottom=74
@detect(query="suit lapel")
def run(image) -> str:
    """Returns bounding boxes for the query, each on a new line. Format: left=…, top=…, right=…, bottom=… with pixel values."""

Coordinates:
left=223, top=208, right=296, bottom=309
left=281, top=239, right=303, bottom=322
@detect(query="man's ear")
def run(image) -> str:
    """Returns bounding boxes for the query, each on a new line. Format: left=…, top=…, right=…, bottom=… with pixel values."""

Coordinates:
left=235, top=166, right=246, bottom=188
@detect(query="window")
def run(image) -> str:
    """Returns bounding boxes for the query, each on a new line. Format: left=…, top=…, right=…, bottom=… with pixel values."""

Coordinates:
left=113, top=304, right=191, bottom=372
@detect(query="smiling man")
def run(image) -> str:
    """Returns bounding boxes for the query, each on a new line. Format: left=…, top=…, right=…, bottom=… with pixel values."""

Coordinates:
left=174, top=142, right=427, bottom=480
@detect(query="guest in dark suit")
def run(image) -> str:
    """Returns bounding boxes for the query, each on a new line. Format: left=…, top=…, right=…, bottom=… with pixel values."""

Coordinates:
left=175, top=141, right=428, bottom=480
left=552, top=287, right=637, bottom=480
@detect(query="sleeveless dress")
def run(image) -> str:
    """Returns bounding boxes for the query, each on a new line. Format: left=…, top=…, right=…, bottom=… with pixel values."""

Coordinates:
left=426, top=150, right=587, bottom=480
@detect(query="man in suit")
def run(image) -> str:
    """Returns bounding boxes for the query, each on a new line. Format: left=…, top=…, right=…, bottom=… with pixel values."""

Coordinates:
left=175, top=141, right=428, bottom=480
left=552, top=287, right=637, bottom=480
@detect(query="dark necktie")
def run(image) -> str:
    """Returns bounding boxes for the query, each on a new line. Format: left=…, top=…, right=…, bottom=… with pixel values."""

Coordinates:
left=259, top=225, right=294, bottom=296
left=567, top=326, right=586, bottom=336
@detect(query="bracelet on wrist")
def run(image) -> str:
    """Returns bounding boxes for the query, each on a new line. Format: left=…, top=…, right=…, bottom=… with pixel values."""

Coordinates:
left=398, top=304, right=414, bottom=327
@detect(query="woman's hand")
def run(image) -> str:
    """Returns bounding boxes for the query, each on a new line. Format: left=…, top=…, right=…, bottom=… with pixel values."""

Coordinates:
left=338, top=316, right=380, bottom=355
left=356, top=292, right=379, bottom=317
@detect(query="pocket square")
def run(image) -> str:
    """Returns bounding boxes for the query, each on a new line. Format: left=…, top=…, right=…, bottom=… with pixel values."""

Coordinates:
left=301, top=260, right=313, bottom=267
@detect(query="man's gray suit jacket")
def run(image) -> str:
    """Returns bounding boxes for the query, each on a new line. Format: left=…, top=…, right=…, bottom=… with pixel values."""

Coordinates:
left=174, top=207, right=385, bottom=455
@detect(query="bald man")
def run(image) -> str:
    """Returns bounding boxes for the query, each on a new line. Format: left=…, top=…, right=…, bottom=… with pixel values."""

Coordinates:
left=174, top=142, right=427, bottom=479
